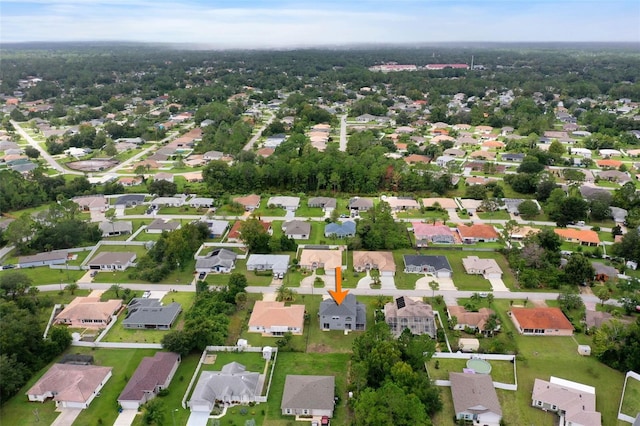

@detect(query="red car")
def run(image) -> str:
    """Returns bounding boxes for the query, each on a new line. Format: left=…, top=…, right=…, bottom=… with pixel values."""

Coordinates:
left=321, top=416, right=330, bottom=425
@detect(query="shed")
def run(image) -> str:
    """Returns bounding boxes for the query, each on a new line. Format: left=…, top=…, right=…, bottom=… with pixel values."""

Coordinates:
left=263, top=346, right=273, bottom=360
left=237, top=339, right=248, bottom=348
left=578, top=345, right=591, bottom=356
left=458, top=338, right=480, bottom=353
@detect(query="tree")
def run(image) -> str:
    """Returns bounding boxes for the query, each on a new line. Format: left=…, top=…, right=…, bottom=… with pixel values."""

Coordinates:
left=353, top=382, right=429, bottom=426
left=234, top=292, right=247, bottom=310
left=596, top=287, right=611, bottom=306
left=517, top=199, right=540, bottom=219
left=563, top=254, right=595, bottom=286
left=142, top=398, right=166, bottom=425
left=148, top=179, right=177, bottom=197
left=611, top=225, right=623, bottom=239
left=428, top=280, right=439, bottom=299
left=65, top=282, right=79, bottom=295
left=557, top=286, right=585, bottom=311
left=109, top=284, right=122, bottom=298
left=0, top=354, right=29, bottom=402
left=239, top=217, right=270, bottom=253
left=0, top=271, right=32, bottom=300
left=161, top=330, right=193, bottom=356
left=24, top=146, right=40, bottom=159
left=486, top=293, right=494, bottom=306
left=227, top=273, right=248, bottom=300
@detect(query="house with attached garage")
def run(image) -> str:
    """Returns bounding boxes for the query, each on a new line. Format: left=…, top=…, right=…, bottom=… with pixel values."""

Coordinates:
left=99, top=221, right=133, bottom=237
left=122, top=298, right=182, bottom=330
left=188, top=197, right=214, bottom=208
left=248, top=301, right=305, bottom=336
left=352, top=251, right=396, bottom=276
left=114, top=194, right=145, bottom=207
left=188, top=362, right=261, bottom=412
left=117, top=352, right=181, bottom=410
left=54, top=296, right=122, bottom=328
left=531, top=376, right=601, bottom=426
left=281, top=375, right=335, bottom=418
left=553, top=228, right=600, bottom=246
left=18, top=251, right=68, bottom=268
left=246, top=254, right=290, bottom=275
left=308, top=197, right=337, bottom=213
left=146, top=218, right=181, bottom=233
left=72, top=195, right=108, bottom=212
left=87, top=252, right=137, bottom=271
left=282, top=220, right=311, bottom=239
left=267, top=196, right=300, bottom=211
left=384, top=196, right=420, bottom=211
left=450, top=372, right=502, bottom=425
left=232, top=194, right=260, bottom=211
left=319, top=293, right=366, bottom=331
left=227, top=220, right=272, bottom=242
left=324, top=221, right=356, bottom=238
left=299, top=249, right=343, bottom=274
left=509, top=307, right=574, bottom=336
left=462, top=256, right=503, bottom=279
left=200, top=220, right=229, bottom=238
left=195, top=248, right=237, bottom=274
left=384, top=296, right=436, bottom=337
left=27, top=364, right=112, bottom=409
left=348, top=197, right=373, bottom=211
left=447, top=305, right=498, bottom=333
left=412, top=222, right=455, bottom=246
left=403, top=255, right=453, bottom=278
left=150, top=195, right=186, bottom=209
left=456, top=224, right=499, bottom=243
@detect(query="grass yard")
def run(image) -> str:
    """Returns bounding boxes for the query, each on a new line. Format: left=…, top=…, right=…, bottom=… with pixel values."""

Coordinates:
left=253, top=204, right=287, bottom=217
left=92, top=258, right=197, bottom=286
left=294, top=203, right=326, bottom=217
left=620, top=375, right=640, bottom=418
left=199, top=351, right=266, bottom=374
left=1, top=266, right=86, bottom=286
left=425, top=357, right=516, bottom=385
left=202, top=258, right=274, bottom=287
left=263, top=352, right=351, bottom=426
left=476, top=210, right=511, bottom=220
left=91, top=243, right=148, bottom=257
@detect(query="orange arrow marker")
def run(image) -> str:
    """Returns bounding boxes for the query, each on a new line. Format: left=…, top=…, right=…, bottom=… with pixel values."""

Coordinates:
left=328, top=266, right=349, bottom=305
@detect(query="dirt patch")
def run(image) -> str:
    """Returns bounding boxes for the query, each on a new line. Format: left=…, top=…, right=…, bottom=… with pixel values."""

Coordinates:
left=67, top=159, right=118, bottom=172
left=203, top=354, right=217, bottom=364
left=307, top=344, right=332, bottom=353
left=530, top=299, right=548, bottom=307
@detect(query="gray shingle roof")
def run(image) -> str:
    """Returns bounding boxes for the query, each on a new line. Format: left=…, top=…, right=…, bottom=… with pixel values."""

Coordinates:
left=195, top=248, right=237, bottom=269
left=319, top=293, right=359, bottom=317
left=115, top=194, right=146, bottom=206
left=118, top=352, right=180, bottom=402
left=403, top=255, right=452, bottom=271
left=450, top=372, right=502, bottom=417
left=281, top=375, right=335, bottom=411
left=189, top=362, right=260, bottom=406
left=123, top=300, right=182, bottom=327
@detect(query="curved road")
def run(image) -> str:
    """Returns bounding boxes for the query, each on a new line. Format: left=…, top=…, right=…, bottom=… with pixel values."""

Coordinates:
left=11, top=119, right=84, bottom=175
left=243, top=111, right=274, bottom=151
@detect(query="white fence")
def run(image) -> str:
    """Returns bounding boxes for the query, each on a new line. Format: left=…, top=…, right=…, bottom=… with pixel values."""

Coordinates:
left=43, top=304, right=62, bottom=339
left=70, top=341, right=162, bottom=349
left=430, top=353, right=518, bottom=391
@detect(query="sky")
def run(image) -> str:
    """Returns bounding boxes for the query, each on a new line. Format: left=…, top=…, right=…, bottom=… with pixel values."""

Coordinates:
left=1, top=0, right=639, bottom=48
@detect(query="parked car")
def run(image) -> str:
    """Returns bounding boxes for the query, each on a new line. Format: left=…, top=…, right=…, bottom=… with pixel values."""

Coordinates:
left=278, top=272, right=284, bottom=279
left=321, top=416, right=330, bottom=425
left=90, top=270, right=98, bottom=277
left=2, top=264, right=15, bottom=270
left=198, top=272, right=206, bottom=280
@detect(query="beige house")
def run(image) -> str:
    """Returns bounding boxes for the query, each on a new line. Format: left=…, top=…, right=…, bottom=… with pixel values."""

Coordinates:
left=55, top=296, right=122, bottom=328
left=447, top=306, right=497, bottom=333
left=384, top=196, right=420, bottom=211
left=299, top=249, right=343, bottom=274
left=384, top=297, right=436, bottom=337
left=531, top=377, right=601, bottom=426
left=352, top=251, right=396, bottom=276
left=422, top=197, right=458, bottom=209
left=248, top=301, right=305, bottom=336
left=462, top=256, right=503, bottom=279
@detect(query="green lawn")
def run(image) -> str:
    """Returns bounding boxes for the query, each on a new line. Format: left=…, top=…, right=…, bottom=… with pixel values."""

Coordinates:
left=157, top=206, right=209, bottom=215
left=253, top=204, right=287, bottom=217
left=91, top=243, right=149, bottom=257
left=426, top=357, right=516, bottom=385
left=396, top=209, right=449, bottom=221
left=199, top=351, right=266, bottom=374
left=621, top=375, right=640, bottom=418
left=92, top=258, right=197, bottom=286
left=294, top=204, right=326, bottom=217
left=476, top=210, right=511, bottom=220
left=202, top=258, right=274, bottom=287
left=2, top=267, right=86, bottom=286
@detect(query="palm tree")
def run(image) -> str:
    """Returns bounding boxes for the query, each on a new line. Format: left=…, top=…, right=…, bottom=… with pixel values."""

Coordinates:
left=486, top=293, right=494, bottom=306
left=428, top=280, right=439, bottom=299
left=65, top=283, right=79, bottom=295
left=109, top=284, right=122, bottom=298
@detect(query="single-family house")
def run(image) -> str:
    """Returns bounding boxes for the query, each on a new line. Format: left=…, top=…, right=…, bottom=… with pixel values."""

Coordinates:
left=324, top=221, right=356, bottom=238
left=146, top=218, right=181, bottom=233
left=114, top=194, right=145, bottom=207
left=248, top=301, right=305, bottom=336
left=597, top=159, right=623, bottom=169
left=282, top=220, right=311, bottom=239
left=348, top=197, right=373, bottom=211
left=154, top=172, right=174, bottom=183
left=510, top=307, right=574, bottom=336
left=554, top=228, right=600, bottom=246
left=443, top=148, right=466, bottom=158
left=188, top=362, right=261, bottom=412
left=202, top=220, right=229, bottom=238
left=299, top=249, right=343, bottom=273
left=531, top=377, right=601, bottom=426
left=469, top=150, right=496, bottom=160
left=462, top=256, right=503, bottom=279
left=118, top=352, right=181, bottom=410
left=264, top=134, right=287, bottom=148
left=26, top=364, right=112, bottom=409
left=385, top=196, right=420, bottom=211
left=55, top=296, right=122, bottom=328
left=246, top=254, right=290, bottom=275
left=189, top=197, right=214, bottom=208
left=610, top=207, right=628, bottom=223
left=267, top=196, right=300, bottom=211
left=404, top=154, right=431, bottom=165
left=352, top=251, right=396, bottom=276
left=503, top=198, right=536, bottom=215
left=403, top=255, right=452, bottom=277
left=150, top=195, right=186, bottom=209
left=502, top=153, right=525, bottom=162
left=122, top=298, right=182, bottom=330
left=450, top=372, right=502, bottom=425
left=99, top=221, right=133, bottom=237
left=456, top=224, right=499, bottom=243
left=384, top=296, right=436, bottom=337
left=18, top=251, right=68, bottom=268
left=592, top=262, right=618, bottom=282
left=233, top=194, right=260, bottom=211
left=412, top=222, right=455, bottom=246
left=281, top=375, right=335, bottom=418
left=308, top=197, right=337, bottom=212
left=447, top=306, right=497, bottom=333
left=87, top=252, right=137, bottom=271
left=227, top=220, right=272, bottom=242
left=319, top=294, right=366, bottom=331
left=72, top=195, right=107, bottom=212
left=195, top=248, right=237, bottom=274
left=598, top=170, right=630, bottom=184
left=118, top=176, right=143, bottom=187
left=203, top=150, right=224, bottom=161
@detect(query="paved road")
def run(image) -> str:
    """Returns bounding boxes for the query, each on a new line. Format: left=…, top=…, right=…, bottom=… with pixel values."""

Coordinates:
left=243, top=111, right=274, bottom=151
left=338, top=114, right=347, bottom=152
left=107, top=128, right=185, bottom=174
left=11, top=120, right=84, bottom=175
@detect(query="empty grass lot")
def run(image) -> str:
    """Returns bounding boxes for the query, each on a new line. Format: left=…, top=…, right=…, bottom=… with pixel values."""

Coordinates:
left=92, top=258, right=197, bottom=286
left=621, top=376, right=640, bottom=418
left=426, top=357, right=516, bottom=385
left=1, top=266, right=86, bottom=286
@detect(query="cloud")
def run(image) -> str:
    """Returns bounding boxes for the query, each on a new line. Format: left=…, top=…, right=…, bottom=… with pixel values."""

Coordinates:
left=1, top=1, right=638, bottom=45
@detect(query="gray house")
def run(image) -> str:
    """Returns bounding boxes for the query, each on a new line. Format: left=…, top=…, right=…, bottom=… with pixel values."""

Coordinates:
left=114, top=194, right=145, bottom=207
left=88, top=252, right=137, bottom=271
left=281, top=375, right=335, bottom=418
left=283, top=220, right=311, bottom=239
left=146, top=218, right=181, bottom=234
left=319, top=294, right=366, bottom=331
left=348, top=197, right=373, bottom=211
left=324, top=221, right=356, bottom=238
left=267, top=196, right=300, bottom=211
left=308, top=197, right=337, bottom=212
left=403, top=255, right=453, bottom=277
left=117, top=352, right=181, bottom=410
left=18, top=251, right=68, bottom=268
left=195, top=248, right=237, bottom=273
left=188, top=362, right=261, bottom=412
left=450, top=372, right=502, bottom=425
left=246, top=254, right=290, bottom=275
left=123, top=299, right=182, bottom=330
left=99, top=221, right=133, bottom=237
left=502, top=153, right=525, bottom=162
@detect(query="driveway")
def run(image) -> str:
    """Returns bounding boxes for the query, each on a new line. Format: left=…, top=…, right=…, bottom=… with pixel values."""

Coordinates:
left=187, top=412, right=210, bottom=426
left=113, top=409, right=138, bottom=426
left=488, top=278, right=509, bottom=292
left=380, top=276, right=396, bottom=290
left=50, top=408, right=82, bottom=426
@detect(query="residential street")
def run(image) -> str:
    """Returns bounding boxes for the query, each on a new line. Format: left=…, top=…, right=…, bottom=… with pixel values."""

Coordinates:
left=243, top=111, right=274, bottom=151
left=338, top=114, right=347, bottom=151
